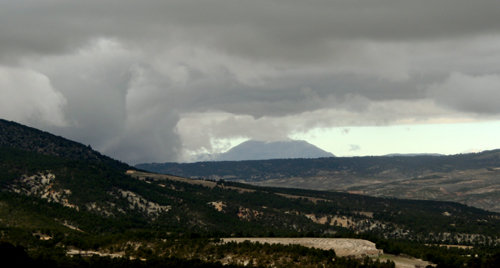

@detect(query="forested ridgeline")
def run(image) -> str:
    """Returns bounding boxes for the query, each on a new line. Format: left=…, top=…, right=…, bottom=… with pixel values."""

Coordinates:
left=136, top=149, right=500, bottom=181
left=0, top=119, right=131, bottom=171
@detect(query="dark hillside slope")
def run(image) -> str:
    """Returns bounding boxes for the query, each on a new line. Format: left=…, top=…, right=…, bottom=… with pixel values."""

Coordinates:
left=0, top=146, right=336, bottom=235
left=0, top=119, right=131, bottom=171
left=0, top=147, right=156, bottom=233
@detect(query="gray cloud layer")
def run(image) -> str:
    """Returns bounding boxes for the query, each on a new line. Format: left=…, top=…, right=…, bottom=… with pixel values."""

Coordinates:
left=2, top=1, right=500, bottom=163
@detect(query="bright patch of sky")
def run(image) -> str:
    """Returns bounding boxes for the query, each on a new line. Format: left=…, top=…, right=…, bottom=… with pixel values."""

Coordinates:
left=291, top=120, right=500, bottom=157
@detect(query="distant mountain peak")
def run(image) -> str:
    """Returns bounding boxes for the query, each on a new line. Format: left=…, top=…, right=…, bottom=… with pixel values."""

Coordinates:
left=201, top=140, right=334, bottom=162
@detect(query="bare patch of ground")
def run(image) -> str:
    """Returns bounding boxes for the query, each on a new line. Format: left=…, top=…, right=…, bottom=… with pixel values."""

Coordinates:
left=128, top=171, right=217, bottom=188
left=67, top=249, right=126, bottom=259
left=330, top=216, right=355, bottom=228
left=222, top=185, right=256, bottom=193
left=222, top=238, right=381, bottom=257
left=237, top=207, right=263, bottom=220
left=208, top=201, right=226, bottom=212
left=275, top=193, right=329, bottom=204
left=128, top=171, right=256, bottom=194
left=356, top=211, right=374, bottom=218
left=117, top=189, right=171, bottom=216
left=60, top=221, right=84, bottom=232
left=304, top=214, right=360, bottom=228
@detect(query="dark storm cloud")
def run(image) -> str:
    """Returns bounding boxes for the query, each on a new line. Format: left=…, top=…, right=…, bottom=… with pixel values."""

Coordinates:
left=428, top=73, right=500, bottom=114
left=3, top=1, right=500, bottom=61
left=1, top=1, right=500, bottom=163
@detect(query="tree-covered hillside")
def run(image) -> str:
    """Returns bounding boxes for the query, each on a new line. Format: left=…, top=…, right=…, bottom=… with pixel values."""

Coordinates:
left=3, top=119, right=500, bottom=267
left=0, top=119, right=131, bottom=171
left=3, top=144, right=500, bottom=240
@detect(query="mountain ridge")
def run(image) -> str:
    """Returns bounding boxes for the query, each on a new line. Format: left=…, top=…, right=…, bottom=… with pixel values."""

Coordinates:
left=187, top=139, right=335, bottom=162
left=217, top=140, right=335, bottom=161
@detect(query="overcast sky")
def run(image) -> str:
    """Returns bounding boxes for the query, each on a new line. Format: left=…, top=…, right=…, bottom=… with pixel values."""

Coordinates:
left=2, top=0, right=500, bottom=164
